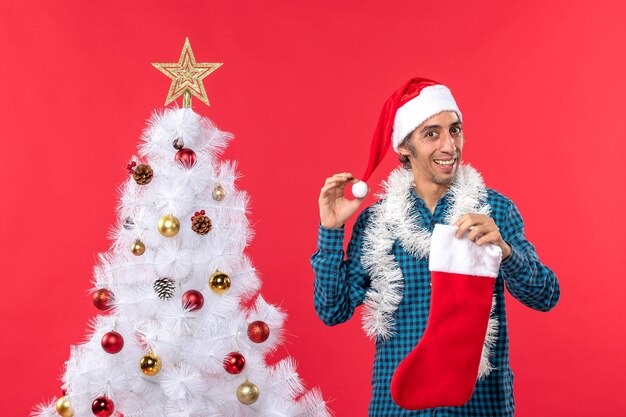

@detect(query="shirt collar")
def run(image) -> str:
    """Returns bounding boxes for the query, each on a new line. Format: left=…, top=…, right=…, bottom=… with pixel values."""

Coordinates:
left=408, top=186, right=452, bottom=209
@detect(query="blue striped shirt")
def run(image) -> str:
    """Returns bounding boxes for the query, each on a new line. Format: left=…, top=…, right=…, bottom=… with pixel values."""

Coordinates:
left=311, top=186, right=560, bottom=416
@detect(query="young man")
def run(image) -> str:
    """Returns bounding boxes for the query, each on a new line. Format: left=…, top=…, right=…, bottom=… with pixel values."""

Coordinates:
left=311, top=78, right=560, bottom=416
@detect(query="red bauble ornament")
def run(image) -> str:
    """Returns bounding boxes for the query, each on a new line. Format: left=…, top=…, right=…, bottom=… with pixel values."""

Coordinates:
left=91, top=396, right=114, bottom=417
left=247, top=321, right=270, bottom=343
left=182, top=290, right=204, bottom=311
left=93, top=289, right=114, bottom=311
left=101, top=331, right=124, bottom=354
left=224, top=352, right=246, bottom=374
left=175, top=148, right=197, bottom=168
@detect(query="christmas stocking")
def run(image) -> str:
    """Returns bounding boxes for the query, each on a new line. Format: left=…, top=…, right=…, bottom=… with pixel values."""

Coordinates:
left=390, top=223, right=502, bottom=410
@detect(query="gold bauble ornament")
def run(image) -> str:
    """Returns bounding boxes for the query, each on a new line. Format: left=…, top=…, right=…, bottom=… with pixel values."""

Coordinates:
left=131, top=239, right=145, bottom=256
left=236, top=380, right=260, bottom=405
left=158, top=214, right=180, bottom=237
left=139, top=351, right=162, bottom=376
left=212, top=184, right=226, bottom=201
left=209, top=271, right=231, bottom=294
left=56, top=396, right=74, bottom=417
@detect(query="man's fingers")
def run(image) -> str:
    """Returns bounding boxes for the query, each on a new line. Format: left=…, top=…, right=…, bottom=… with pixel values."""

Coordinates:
left=475, top=230, right=498, bottom=246
left=455, top=218, right=476, bottom=238
left=320, top=178, right=366, bottom=202
left=332, top=172, right=353, bottom=180
left=319, top=185, right=341, bottom=199
left=323, top=177, right=336, bottom=186
left=320, top=181, right=350, bottom=199
left=324, top=173, right=353, bottom=186
left=322, top=179, right=350, bottom=191
left=467, top=224, right=490, bottom=242
left=454, top=214, right=471, bottom=227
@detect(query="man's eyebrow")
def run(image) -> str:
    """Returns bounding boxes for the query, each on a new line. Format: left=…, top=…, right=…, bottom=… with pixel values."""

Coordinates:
left=420, top=121, right=462, bottom=133
left=420, top=124, right=441, bottom=133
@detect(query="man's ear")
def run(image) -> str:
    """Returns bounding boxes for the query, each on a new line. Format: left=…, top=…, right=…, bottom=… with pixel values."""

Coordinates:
left=397, top=143, right=410, bottom=157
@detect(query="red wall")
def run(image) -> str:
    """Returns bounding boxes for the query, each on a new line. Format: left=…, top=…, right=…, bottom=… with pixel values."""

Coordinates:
left=1, top=1, right=625, bottom=416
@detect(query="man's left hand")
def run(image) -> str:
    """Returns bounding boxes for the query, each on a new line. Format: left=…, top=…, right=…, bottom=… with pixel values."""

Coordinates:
left=454, top=214, right=512, bottom=260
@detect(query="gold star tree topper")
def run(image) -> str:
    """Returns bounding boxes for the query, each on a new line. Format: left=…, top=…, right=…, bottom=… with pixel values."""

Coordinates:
left=152, top=38, right=222, bottom=108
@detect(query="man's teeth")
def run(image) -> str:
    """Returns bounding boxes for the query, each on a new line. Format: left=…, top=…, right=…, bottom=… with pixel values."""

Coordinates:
left=434, top=159, right=456, bottom=166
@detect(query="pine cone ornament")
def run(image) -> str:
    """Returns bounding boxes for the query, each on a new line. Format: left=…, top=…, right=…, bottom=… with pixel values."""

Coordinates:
left=154, top=277, right=175, bottom=300
left=191, top=210, right=212, bottom=235
left=132, top=164, right=154, bottom=185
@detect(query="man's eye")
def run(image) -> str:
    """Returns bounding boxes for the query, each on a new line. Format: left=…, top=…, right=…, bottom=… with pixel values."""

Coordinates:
left=451, top=127, right=461, bottom=134
left=426, top=131, right=437, bottom=138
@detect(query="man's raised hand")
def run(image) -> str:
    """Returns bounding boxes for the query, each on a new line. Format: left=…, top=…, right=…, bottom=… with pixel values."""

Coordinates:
left=318, top=172, right=367, bottom=229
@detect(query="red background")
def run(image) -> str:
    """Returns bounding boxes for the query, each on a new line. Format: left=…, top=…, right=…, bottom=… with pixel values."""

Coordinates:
left=1, top=1, right=625, bottom=416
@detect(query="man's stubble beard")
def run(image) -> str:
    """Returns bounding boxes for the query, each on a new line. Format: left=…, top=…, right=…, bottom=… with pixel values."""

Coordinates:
left=430, top=166, right=459, bottom=185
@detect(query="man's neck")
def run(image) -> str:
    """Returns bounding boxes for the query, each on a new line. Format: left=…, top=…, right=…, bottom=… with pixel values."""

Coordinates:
left=412, top=170, right=450, bottom=213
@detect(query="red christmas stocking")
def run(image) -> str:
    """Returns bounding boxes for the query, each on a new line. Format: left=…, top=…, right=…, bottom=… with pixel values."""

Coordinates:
left=390, top=223, right=502, bottom=410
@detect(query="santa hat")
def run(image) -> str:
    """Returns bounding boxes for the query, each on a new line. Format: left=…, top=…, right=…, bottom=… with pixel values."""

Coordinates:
left=351, top=77, right=462, bottom=198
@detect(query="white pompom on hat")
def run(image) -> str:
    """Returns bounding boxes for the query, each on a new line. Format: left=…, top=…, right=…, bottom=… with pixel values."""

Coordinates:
left=351, top=78, right=462, bottom=199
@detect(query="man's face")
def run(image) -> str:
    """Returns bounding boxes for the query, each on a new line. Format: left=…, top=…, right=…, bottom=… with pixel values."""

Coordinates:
left=398, top=111, right=464, bottom=185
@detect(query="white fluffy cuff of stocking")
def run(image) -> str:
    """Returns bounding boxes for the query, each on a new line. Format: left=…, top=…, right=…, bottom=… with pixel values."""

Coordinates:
left=429, top=224, right=502, bottom=277
left=351, top=180, right=368, bottom=199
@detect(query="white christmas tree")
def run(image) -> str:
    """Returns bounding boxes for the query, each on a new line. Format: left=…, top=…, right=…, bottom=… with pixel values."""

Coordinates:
left=34, top=40, right=330, bottom=417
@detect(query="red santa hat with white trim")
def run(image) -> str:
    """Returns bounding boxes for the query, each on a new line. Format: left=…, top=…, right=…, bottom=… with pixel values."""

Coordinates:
left=351, top=77, right=463, bottom=198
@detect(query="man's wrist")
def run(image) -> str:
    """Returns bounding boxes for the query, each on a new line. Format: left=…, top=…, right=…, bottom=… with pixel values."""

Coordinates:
left=501, top=242, right=512, bottom=260
left=320, top=221, right=344, bottom=229
left=500, top=243, right=526, bottom=277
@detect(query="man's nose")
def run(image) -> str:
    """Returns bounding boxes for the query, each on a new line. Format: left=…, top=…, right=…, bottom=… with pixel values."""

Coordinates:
left=440, top=131, right=456, bottom=153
